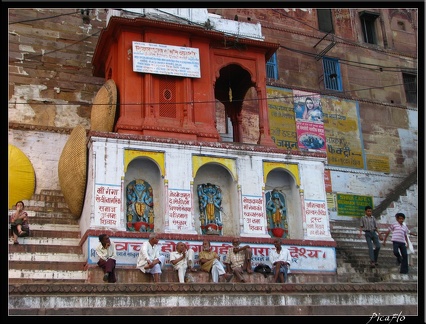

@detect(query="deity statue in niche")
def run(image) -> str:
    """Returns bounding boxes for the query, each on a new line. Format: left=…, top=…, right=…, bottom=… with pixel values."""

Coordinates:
left=126, top=179, right=154, bottom=232
left=197, top=183, right=223, bottom=235
left=265, top=189, right=289, bottom=238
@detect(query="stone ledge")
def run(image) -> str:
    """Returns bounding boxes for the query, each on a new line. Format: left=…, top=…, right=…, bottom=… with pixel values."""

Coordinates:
left=8, top=304, right=419, bottom=316
left=9, top=282, right=418, bottom=295
left=86, top=265, right=338, bottom=284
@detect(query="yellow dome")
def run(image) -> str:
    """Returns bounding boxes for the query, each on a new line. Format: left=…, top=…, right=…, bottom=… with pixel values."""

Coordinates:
left=8, top=144, right=36, bottom=209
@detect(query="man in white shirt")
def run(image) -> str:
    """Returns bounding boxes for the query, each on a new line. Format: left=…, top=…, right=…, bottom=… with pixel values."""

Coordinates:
left=269, top=238, right=291, bottom=283
left=136, top=232, right=165, bottom=282
left=170, top=242, right=196, bottom=283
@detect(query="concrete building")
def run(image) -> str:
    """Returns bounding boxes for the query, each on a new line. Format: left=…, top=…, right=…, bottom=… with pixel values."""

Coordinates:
left=8, top=8, right=418, bottom=275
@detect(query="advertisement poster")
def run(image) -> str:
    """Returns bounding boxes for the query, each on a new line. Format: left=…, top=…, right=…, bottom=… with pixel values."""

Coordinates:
left=266, top=86, right=365, bottom=170
left=266, top=87, right=298, bottom=150
left=322, top=97, right=364, bottom=169
left=293, top=90, right=326, bottom=152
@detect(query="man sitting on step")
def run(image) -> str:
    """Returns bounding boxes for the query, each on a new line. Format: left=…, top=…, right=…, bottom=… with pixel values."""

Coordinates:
left=95, top=234, right=117, bottom=283
left=269, top=238, right=291, bottom=283
left=136, top=232, right=165, bottom=283
left=224, top=237, right=253, bottom=283
left=199, top=240, right=234, bottom=283
left=170, top=242, right=197, bottom=283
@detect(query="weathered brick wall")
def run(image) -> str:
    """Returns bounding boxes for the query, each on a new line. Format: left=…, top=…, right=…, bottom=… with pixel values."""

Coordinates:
left=8, top=8, right=107, bottom=129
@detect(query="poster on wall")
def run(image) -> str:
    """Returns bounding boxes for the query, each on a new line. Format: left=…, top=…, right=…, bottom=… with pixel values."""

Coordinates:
left=266, top=87, right=298, bottom=150
left=322, top=97, right=364, bottom=169
left=266, top=86, right=366, bottom=170
left=293, top=90, right=326, bottom=152
left=366, top=154, right=390, bottom=173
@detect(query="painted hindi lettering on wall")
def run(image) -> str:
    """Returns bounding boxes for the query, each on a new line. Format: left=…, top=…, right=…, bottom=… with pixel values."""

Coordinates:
left=94, top=184, right=121, bottom=227
left=168, top=189, right=192, bottom=231
left=322, top=97, right=364, bottom=169
left=242, top=195, right=267, bottom=235
left=87, top=237, right=336, bottom=272
left=267, top=87, right=298, bottom=150
left=304, top=200, right=329, bottom=237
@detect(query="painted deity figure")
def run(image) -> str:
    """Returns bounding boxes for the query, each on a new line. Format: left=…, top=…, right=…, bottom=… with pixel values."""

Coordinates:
left=197, top=183, right=223, bottom=235
left=126, top=179, right=154, bottom=232
left=266, top=189, right=289, bottom=238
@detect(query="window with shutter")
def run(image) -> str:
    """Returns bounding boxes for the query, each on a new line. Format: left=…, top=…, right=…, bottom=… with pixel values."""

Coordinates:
left=323, top=57, right=342, bottom=91
left=318, top=9, right=334, bottom=33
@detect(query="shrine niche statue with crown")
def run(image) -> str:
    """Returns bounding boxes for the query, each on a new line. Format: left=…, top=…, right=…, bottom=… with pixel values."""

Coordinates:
left=265, top=189, right=289, bottom=238
left=126, top=179, right=154, bottom=232
left=197, top=183, right=223, bottom=235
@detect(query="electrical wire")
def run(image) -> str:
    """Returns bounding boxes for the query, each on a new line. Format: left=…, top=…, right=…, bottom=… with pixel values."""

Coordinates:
left=8, top=10, right=79, bottom=25
left=8, top=8, right=417, bottom=72
left=7, top=8, right=418, bottom=106
left=9, top=81, right=415, bottom=108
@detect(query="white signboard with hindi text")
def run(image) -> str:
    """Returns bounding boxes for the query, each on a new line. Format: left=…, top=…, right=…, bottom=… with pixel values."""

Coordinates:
left=87, top=237, right=336, bottom=273
left=94, top=184, right=122, bottom=228
left=132, top=41, right=201, bottom=78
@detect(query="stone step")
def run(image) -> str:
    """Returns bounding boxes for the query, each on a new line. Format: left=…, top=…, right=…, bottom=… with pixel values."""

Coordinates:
left=8, top=236, right=80, bottom=246
left=8, top=250, right=87, bottom=282
left=9, top=260, right=86, bottom=273
left=336, top=254, right=418, bottom=269
left=8, top=282, right=418, bottom=316
left=8, top=305, right=419, bottom=316
left=24, top=223, right=80, bottom=231
left=9, top=209, right=78, bottom=225
left=12, top=225, right=81, bottom=239
left=9, top=252, right=86, bottom=263
left=8, top=243, right=83, bottom=254
left=8, top=269, right=87, bottom=281
left=86, top=266, right=338, bottom=284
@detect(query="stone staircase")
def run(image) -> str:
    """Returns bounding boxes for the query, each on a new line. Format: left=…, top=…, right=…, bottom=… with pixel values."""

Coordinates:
left=331, top=220, right=418, bottom=284
left=379, top=183, right=418, bottom=228
left=8, top=190, right=418, bottom=316
left=373, top=168, right=417, bottom=226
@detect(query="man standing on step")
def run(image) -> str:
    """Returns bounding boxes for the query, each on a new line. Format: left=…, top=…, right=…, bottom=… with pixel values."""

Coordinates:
left=95, top=234, right=117, bottom=283
left=136, top=232, right=165, bottom=282
left=382, top=213, right=413, bottom=274
left=358, top=206, right=381, bottom=268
